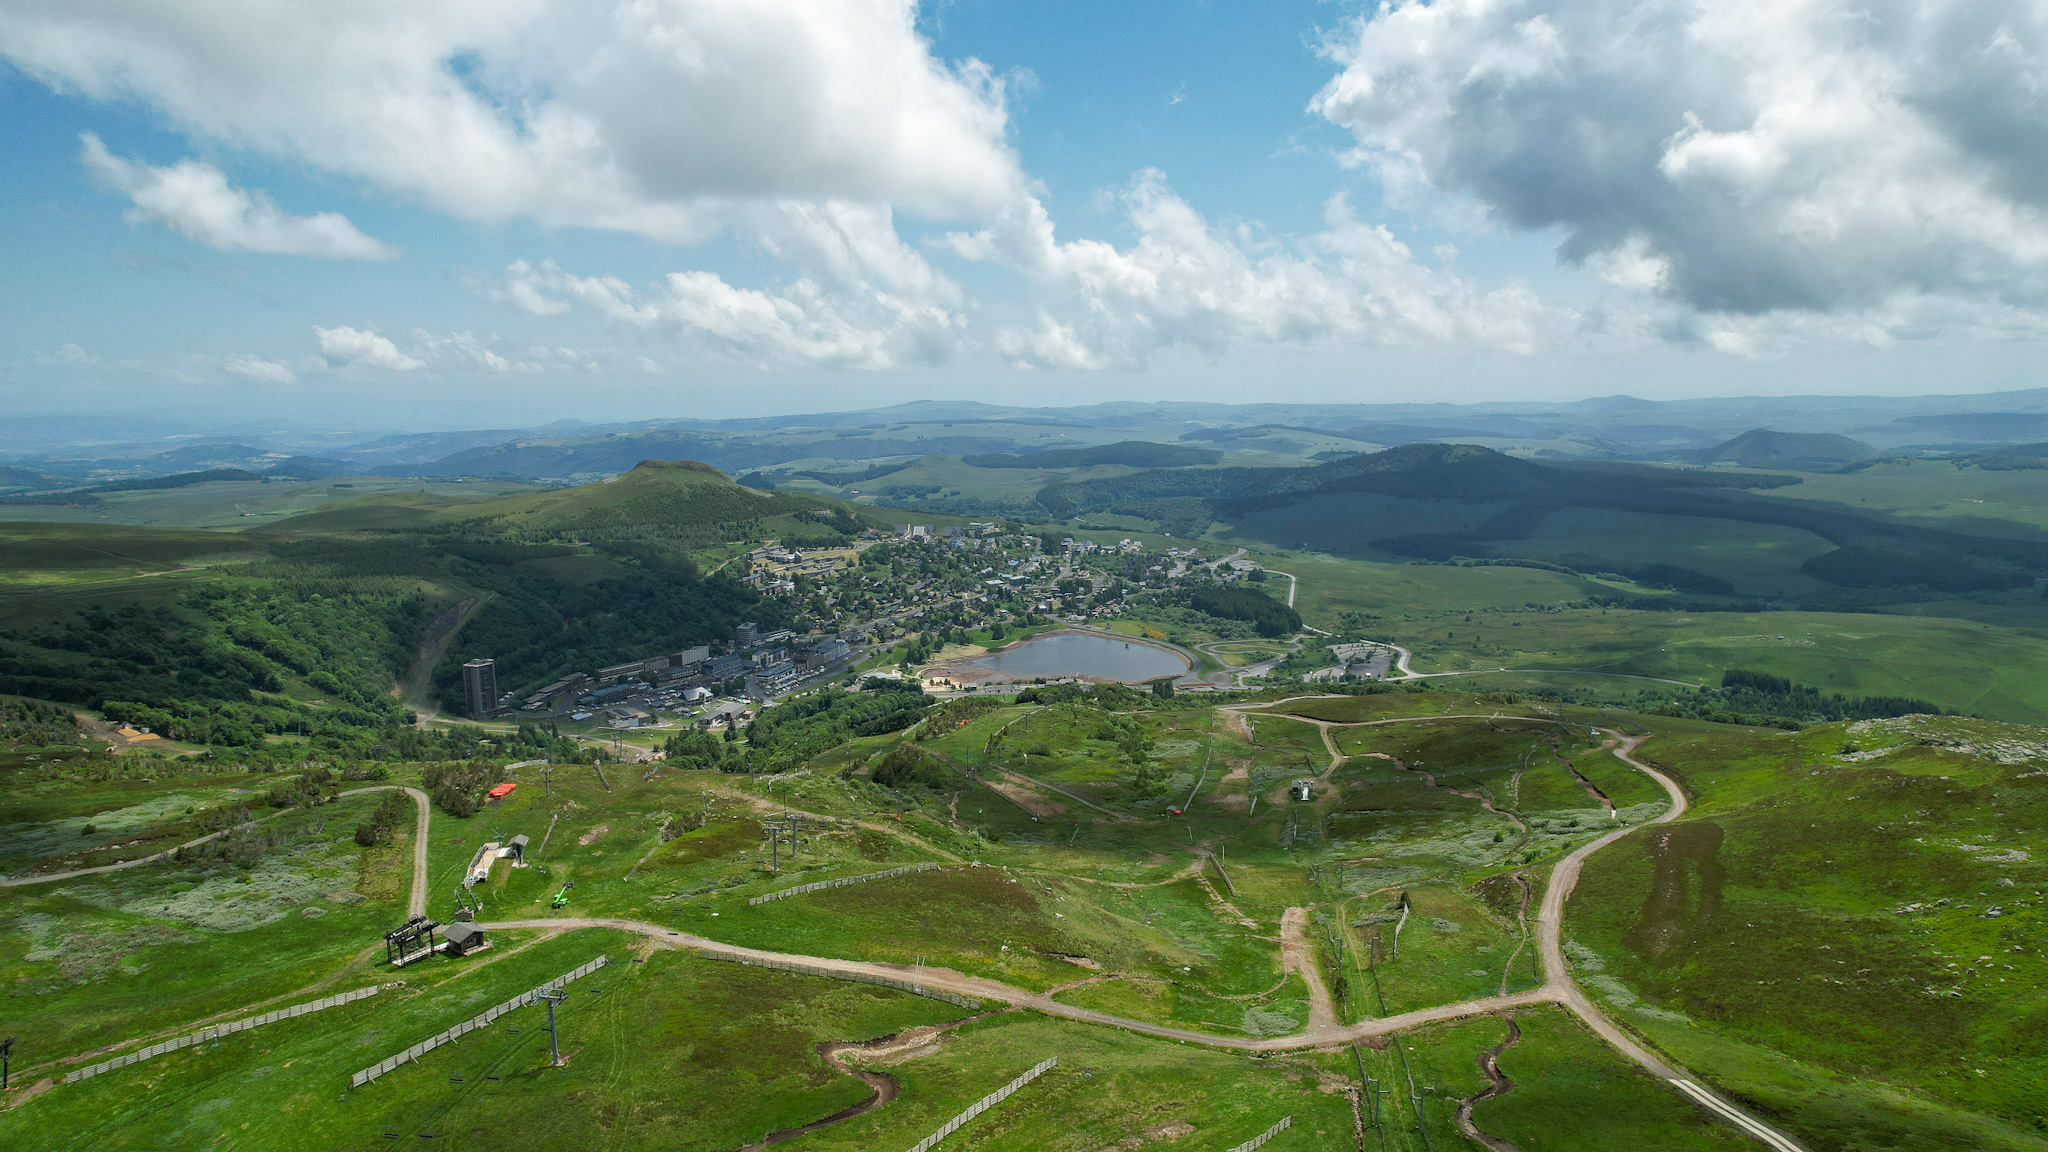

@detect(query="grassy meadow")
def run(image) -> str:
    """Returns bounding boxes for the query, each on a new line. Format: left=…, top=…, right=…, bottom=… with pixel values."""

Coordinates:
left=8, top=685, right=2048, bottom=1149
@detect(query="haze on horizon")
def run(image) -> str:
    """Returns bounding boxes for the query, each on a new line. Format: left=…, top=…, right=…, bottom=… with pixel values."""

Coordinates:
left=2, top=1, right=2044, bottom=428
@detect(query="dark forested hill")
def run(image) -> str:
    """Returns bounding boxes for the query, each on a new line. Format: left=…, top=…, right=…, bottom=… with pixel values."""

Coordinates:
left=1035, top=441, right=2048, bottom=597
left=1687, top=428, right=1874, bottom=469
left=0, top=460, right=872, bottom=752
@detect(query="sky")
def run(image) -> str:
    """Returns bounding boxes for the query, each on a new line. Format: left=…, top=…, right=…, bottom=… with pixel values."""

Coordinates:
left=2, top=0, right=2045, bottom=430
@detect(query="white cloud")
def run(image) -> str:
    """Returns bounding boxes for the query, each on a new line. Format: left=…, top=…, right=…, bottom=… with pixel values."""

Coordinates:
left=408, top=329, right=547, bottom=374
left=36, top=342, right=102, bottom=369
left=4, top=1, right=1023, bottom=243
left=491, top=256, right=965, bottom=371
left=1313, top=0, right=2048, bottom=318
left=482, top=199, right=969, bottom=369
left=221, top=352, right=295, bottom=383
left=43, top=0, right=2030, bottom=371
left=80, top=134, right=396, bottom=260
left=479, top=172, right=1550, bottom=371
left=943, top=173, right=1552, bottom=369
left=314, top=325, right=423, bottom=371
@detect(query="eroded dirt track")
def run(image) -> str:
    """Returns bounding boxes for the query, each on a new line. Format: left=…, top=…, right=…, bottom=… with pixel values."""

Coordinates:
left=1454, top=1015, right=1525, bottom=1152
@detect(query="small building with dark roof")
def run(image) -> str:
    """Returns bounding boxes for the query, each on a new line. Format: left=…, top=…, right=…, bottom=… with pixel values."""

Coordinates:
left=440, top=920, right=490, bottom=957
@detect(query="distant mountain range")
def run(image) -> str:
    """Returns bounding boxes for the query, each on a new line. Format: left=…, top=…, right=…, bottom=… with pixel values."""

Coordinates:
left=12, top=387, right=2048, bottom=484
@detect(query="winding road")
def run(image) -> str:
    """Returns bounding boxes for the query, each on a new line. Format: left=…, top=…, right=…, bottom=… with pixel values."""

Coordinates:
left=465, top=727, right=1801, bottom=1148
left=7, top=712, right=1801, bottom=1149
left=478, top=912, right=1557, bottom=1052
left=1358, top=641, right=1702, bottom=688
left=1534, top=739, right=1803, bottom=1151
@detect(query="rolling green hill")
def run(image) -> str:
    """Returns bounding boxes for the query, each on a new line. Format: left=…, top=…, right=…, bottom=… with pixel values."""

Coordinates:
left=267, top=458, right=876, bottom=548
left=963, top=440, right=1222, bottom=469
left=1034, top=442, right=2048, bottom=600
left=0, top=461, right=864, bottom=746
left=1686, top=428, right=1874, bottom=469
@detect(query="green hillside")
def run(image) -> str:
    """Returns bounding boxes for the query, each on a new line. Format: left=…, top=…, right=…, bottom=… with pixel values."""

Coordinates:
left=465, top=458, right=844, bottom=534
left=963, top=440, right=1223, bottom=469
left=1686, top=428, right=1874, bottom=469
left=0, top=461, right=871, bottom=745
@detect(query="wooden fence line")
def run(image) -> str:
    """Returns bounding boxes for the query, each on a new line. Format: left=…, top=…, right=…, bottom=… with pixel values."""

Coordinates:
left=905, top=1057, right=1057, bottom=1152
left=1227, top=1115, right=1292, bottom=1152
left=747, top=862, right=939, bottom=906
left=349, top=956, right=608, bottom=1088
left=66, top=986, right=382, bottom=1084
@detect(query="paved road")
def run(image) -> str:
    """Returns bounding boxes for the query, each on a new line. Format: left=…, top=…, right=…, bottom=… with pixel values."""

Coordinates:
left=1366, top=642, right=1702, bottom=688
left=1259, top=568, right=1299, bottom=608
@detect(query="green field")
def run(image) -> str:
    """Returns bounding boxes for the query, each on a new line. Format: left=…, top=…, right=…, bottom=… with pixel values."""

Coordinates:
left=1566, top=714, right=2048, bottom=1150
left=8, top=682, right=2048, bottom=1149
left=1512, top=506, right=1838, bottom=596
left=1273, top=548, right=2048, bottom=722
left=1767, top=459, right=2048, bottom=536
left=5, top=434, right=2048, bottom=1149
left=0, top=476, right=544, bottom=529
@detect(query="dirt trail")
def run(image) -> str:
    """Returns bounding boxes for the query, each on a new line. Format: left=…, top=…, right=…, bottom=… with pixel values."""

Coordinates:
left=1400, top=758, right=1530, bottom=854
left=1498, top=871, right=1533, bottom=996
left=704, top=784, right=964, bottom=864
left=1238, top=709, right=1348, bottom=776
left=963, top=709, right=1137, bottom=820
left=1193, top=868, right=1257, bottom=927
left=1208, top=761, right=1252, bottom=811
left=1564, top=743, right=1618, bottom=815
left=991, top=764, right=1124, bottom=819
left=979, top=773, right=1066, bottom=820
left=726, top=1018, right=994, bottom=1151
left=482, top=914, right=1557, bottom=1052
left=342, top=785, right=432, bottom=918
left=1536, top=737, right=1808, bottom=1152
left=1454, top=1016, right=1525, bottom=1152
left=301, top=708, right=1800, bottom=1150
left=1067, top=856, right=1206, bottom=891
left=1279, top=908, right=1338, bottom=1031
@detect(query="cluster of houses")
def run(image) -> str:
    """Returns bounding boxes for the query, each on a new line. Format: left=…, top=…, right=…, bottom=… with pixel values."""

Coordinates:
left=894, top=522, right=1013, bottom=551
left=1063, top=536, right=1147, bottom=556
left=501, top=619, right=859, bottom=731
left=740, top=544, right=850, bottom=595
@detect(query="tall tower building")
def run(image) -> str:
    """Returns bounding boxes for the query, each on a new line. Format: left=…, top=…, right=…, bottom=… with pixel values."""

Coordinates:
left=463, top=659, right=498, bottom=718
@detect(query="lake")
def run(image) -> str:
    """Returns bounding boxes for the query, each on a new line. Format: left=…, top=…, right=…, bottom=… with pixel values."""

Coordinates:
left=954, top=631, right=1190, bottom=683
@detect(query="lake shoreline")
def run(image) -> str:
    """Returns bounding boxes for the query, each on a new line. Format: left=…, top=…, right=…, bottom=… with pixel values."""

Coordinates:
left=923, top=627, right=1193, bottom=687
